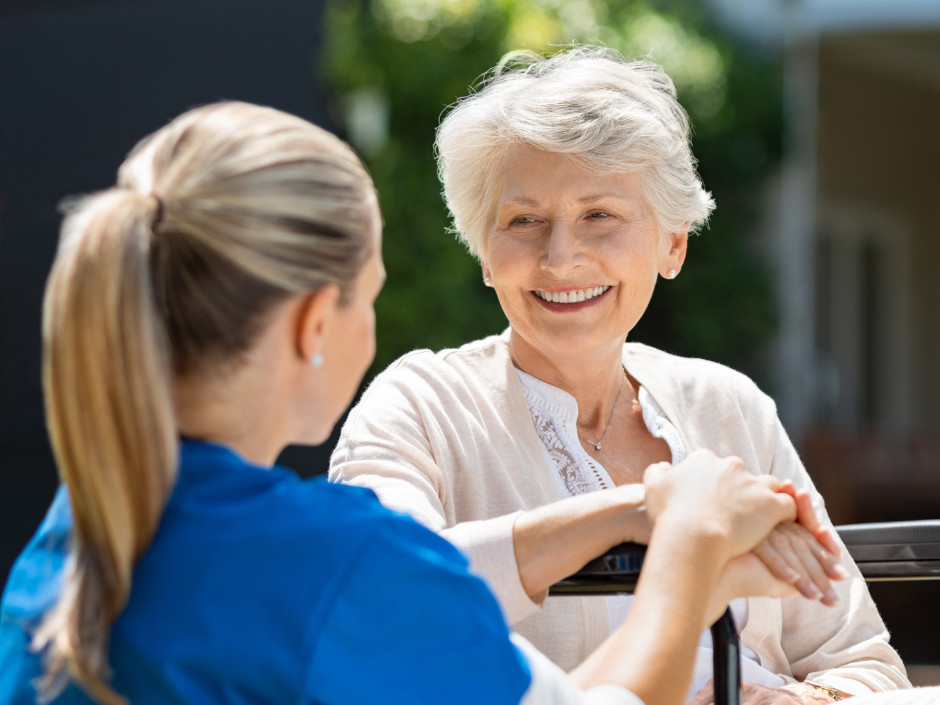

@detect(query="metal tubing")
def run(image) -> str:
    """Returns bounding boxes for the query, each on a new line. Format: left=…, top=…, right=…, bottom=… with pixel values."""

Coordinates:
left=710, top=607, right=741, bottom=705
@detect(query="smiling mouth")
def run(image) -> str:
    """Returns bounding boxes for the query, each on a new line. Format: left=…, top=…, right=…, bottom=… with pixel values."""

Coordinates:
left=533, top=285, right=610, bottom=304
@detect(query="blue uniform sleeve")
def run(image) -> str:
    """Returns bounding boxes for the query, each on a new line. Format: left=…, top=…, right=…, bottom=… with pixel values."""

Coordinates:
left=305, top=514, right=532, bottom=705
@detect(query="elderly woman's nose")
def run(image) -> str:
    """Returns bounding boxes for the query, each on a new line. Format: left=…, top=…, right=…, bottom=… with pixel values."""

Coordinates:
left=540, top=224, right=585, bottom=274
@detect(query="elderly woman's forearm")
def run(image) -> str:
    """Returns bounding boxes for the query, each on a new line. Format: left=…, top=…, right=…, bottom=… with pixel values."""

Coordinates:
left=512, top=484, right=648, bottom=599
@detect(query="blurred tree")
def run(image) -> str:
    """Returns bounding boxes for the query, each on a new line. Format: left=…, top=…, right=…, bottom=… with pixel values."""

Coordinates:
left=322, top=0, right=781, bottom=386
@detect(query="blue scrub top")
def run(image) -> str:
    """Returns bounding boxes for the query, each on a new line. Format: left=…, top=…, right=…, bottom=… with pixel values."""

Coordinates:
left=0, top=440, right=532, bottom=704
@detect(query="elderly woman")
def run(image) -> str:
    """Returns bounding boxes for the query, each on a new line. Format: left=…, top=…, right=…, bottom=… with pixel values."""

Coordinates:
left=329, top=46, right=909, bottom=703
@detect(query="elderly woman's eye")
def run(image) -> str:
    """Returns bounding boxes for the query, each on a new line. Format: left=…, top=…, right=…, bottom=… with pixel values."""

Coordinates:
left=588, top=211, right=611, bottom=219
left=509, top=216, right=535, bottom=226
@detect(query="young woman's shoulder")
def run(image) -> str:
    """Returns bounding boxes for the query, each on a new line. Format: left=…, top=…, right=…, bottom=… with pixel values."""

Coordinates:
left=299, top=481, right=531, bottom=705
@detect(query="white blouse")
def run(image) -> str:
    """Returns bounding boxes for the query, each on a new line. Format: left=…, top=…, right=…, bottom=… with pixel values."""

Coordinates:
left=516, top=368, right=785, bottom=700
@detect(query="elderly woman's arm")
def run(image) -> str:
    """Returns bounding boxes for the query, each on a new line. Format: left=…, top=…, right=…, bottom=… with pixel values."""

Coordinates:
left=330, top=395, right=649, bottom=620
left=507, top=483, right=649, bottom=601
left=330, top=349, right=842, bottom=627
left=329, top=351, right=656, bottom=623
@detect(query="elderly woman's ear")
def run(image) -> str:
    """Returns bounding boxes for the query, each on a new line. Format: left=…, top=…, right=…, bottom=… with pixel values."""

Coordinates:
left=481, top=262, right=494, bottom=287
left=660, top=227, right=688, bottom=279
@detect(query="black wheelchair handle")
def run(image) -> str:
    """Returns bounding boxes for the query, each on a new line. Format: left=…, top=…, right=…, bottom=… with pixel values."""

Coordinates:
left=551, top=542, right=741, bottom=705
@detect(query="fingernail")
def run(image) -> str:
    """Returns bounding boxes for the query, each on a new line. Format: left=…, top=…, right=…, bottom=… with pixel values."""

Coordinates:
left=833, top=564, right=850, bottom=579
left=824, top=587, right=839, bottom=604
left=805, top=584, right=823, bottom=600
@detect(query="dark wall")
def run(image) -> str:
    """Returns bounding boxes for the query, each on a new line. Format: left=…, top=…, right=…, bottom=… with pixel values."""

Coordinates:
left=0, top=0, right=333, bottom=584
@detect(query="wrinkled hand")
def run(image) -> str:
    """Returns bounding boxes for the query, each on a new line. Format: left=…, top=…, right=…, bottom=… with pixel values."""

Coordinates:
left=753, top=521, right=848, bottom=605
left=689, top=682, right=834, bottom=705
left=707, top=553, right=799, bottom=624
left=643, top=450, right=797, bottom=562
left=775, top=482, right=842, bottom=555
left=753, top=482, right=848, bottom=605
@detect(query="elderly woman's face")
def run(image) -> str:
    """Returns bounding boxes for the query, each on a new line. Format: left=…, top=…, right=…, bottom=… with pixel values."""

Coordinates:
left=482, top=146, right=686, bottom=364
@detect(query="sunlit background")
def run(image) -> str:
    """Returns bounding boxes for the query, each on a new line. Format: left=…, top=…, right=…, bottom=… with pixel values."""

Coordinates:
left=1, top=0, right=938, bottom=681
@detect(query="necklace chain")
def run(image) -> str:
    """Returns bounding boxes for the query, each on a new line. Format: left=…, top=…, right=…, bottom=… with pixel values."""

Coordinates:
left=581, top=369, right=627, bottom=452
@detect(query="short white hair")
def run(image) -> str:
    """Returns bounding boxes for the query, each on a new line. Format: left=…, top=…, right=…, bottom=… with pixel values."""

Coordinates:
left=435, top=45, right=716, bottom=258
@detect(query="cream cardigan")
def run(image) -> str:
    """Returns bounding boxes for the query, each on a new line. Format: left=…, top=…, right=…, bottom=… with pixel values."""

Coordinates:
left=330, top=333, right=909, bottom=696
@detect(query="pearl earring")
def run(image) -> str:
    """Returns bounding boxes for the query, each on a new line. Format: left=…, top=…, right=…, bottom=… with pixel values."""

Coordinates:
left=483, top=276, right=493, bottom=287
left=309, top=352, right=324, bottom=369
left=667, top=269, right=677, bottom=279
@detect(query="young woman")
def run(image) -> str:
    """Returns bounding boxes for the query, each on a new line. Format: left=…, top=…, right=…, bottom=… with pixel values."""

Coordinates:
left=1, top=100, right=814, bottom=705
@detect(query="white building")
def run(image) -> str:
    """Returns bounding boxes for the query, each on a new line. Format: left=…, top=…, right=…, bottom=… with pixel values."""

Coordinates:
left=707, top=0, right=940, bottom=522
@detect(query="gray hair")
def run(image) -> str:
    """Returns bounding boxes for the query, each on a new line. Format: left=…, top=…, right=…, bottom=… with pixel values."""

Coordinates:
left=435, top=45, right=715, bottom=258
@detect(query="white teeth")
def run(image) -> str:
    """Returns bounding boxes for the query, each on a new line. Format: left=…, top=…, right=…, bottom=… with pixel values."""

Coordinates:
left=535, top=286, right=609, bottom=303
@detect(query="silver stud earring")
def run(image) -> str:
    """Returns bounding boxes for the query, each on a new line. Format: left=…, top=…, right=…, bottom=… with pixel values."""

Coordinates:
left=309, top=352, right=324, bottom=369
left=667, top=269, right=677, bottom=279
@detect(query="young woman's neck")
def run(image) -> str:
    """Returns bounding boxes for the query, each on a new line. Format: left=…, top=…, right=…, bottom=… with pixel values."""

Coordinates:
left=173, top=337, right=299, bottom=468
left=173, top=378, right=279, bottom=467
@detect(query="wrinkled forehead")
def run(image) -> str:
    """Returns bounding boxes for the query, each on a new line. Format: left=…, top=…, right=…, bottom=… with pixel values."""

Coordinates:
left=488, top=143, right=644, bottom=208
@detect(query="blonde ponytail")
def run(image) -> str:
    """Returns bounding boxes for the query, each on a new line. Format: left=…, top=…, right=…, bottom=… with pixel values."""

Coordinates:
left=32, top=101, right=377, bottom=703
left=35, top=189, right=177, bottom=704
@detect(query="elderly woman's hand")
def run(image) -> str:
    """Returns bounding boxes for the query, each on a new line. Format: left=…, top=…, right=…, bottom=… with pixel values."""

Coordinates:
left=775, top=482, right=841, bottom=553
left=706, top=552, right=800, bottom=625
left=752, top=522, right=848, bottom=605
left=753, top=482, right=849, bottom=605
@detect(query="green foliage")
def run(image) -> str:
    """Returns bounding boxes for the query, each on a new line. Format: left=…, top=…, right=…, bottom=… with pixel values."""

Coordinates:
left=322, top=0, right=782, bottom=385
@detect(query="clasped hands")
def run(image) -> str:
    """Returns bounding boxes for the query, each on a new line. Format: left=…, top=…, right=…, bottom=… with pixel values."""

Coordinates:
left=640, top=450, right=851, bottom=704
left=640, top=450, right=849, bottom=620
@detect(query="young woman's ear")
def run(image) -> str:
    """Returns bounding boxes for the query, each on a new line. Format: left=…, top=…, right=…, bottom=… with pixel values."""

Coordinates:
left=295, top=284, right=341, bottom=366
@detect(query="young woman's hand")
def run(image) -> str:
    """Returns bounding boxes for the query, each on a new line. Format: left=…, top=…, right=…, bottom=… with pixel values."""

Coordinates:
left=643, top=450, right=797, bottom=563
